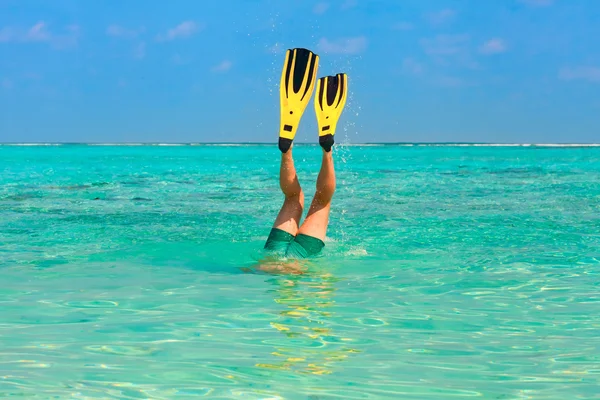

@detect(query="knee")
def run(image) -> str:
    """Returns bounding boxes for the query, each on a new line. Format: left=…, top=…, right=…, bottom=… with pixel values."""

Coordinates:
left=314, top=184, right=335, bottom=204
left=286, top=190, right=304, bottom=209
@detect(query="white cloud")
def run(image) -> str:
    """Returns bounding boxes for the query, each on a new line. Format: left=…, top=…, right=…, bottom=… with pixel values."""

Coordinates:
left=313, top=3, right=329, bottom=14
left=106, top=25, right=123, bottom=36
left=520, top=0, right=553, bottom=6
left=433, top=76, right=464, bottom=87
left=0, top=21, right=52, bottom=42
left=427, top=9, right=456, bottom=25
left=133, top=42, right=146, bottom=59
left=341, top=0, right=358, bottom=10
left=107, top=24, right=143, bottom=38
left=420, top=34, right=478, bottom=70
left=402, top=58, right=424, bottom=75
left=392, top=22, right=414, bottom=31
left=0, top=22, right=78, bottom=48
left=317, top=36, right=367, bottom=55
left=400, top=57, right=469, bottom=87
left=212, top=60, right=232, bottom=72
left=559, top=67, right=600, bottom=83
left=24, top=22, right=51, bottom=42
left=479, top=38, right=507, bottom=55
left=399, top=60, right=467, bottom=87
left=421, top=34, right=469, bottom=56
left=157, top=21, right=199, bottom=42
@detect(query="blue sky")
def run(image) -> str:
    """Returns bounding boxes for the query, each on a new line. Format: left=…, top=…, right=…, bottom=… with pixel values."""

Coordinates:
left=0, top=0, right=599, bottom=143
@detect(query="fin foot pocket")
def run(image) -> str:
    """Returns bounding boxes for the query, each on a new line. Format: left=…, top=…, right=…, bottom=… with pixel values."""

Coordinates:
left=319, top=134, right=334, bottom=152
left=279, top=138, right=293, bottom=153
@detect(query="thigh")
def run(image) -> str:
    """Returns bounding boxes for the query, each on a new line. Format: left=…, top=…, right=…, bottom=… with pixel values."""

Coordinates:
left=272, top=194, right=304, bottom=236
left=297, top=198, right=331, bottom=242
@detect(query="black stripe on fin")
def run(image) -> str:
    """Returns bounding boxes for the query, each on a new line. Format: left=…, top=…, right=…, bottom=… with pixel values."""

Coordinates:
left=326, top=75, right=339, bottom=107
left=284, top=49, right=293, bottom=97
left=318, top=77, right=326, bottom=111
left=300, top=53, right=317, bottom=101
left=336, top=73, right=345, bottom=108
left=292, top=48, right=311, bottom=94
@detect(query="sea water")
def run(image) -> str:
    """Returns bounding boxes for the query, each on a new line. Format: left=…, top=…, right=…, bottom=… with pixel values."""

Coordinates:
left=0, top=144, right=599, bottom=399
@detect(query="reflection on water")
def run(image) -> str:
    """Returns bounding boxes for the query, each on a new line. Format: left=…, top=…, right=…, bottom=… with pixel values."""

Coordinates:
left=257, top=266, right=361, bottom=376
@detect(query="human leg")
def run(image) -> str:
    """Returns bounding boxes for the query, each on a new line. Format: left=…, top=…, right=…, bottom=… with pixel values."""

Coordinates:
left=265, top=47, right=319, bottom=252
left=272, top=148, right=304, bottom=235
left=290, top=73, right=347, bottom=249
left=296, top=149, right=335, bottom=242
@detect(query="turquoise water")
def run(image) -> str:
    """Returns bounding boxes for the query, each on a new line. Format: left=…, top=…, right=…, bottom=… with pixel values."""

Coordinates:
left=1, top=144, right=599, bottom=399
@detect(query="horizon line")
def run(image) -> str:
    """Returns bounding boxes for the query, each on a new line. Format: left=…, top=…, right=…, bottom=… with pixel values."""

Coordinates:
left=1, top=142, right=600, bottom=147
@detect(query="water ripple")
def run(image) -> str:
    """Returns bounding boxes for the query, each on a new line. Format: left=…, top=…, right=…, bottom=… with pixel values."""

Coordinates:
left=1, top=146, right=600, bottom=398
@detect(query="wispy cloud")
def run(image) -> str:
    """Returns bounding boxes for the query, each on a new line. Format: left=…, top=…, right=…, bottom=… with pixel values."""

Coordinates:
left=171, top=53, right=194, bottom=65
left=107, top=25, right=125, bottom=37
left=341, top=0, right=358, bottom=10
left=400, top=58, right=467, bottom=87
left=479, top=38, right=507, bottom=55
left=402, top=58, right=424, bottom=75
left=313, top=3, right=329, bottom=14
left=0, top=22, right=79, bottom=48
left=66, top=25, right=80, bottom=33
left=212, top=60, right=232, bottom=72
left=392, top=22, right=414, bottom=31
left=520, top=0, right=553, bottom=6
left=24, top=22, right=51, bottom=41
left=420, top=34, right=478, bottom=69
left=133, top=42, right=146, bottom=59
left=157, top=21, right=199, bottom=42
left=559, top=66, right=600, bottom=83
left=421, top=34, right=469, bottom=56
left=426, top=9, right=456, bottom=25
left=317, top=36, right=367, bottom=55
left=107, top=24, right=144, bottom=38
left=433, top=76, right=465, bottom=87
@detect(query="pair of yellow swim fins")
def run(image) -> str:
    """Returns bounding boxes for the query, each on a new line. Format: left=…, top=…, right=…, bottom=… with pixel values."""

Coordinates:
left=278, top=48, right=348, bottom=153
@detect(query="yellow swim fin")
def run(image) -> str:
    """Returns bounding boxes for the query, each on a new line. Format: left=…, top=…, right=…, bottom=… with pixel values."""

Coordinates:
left=314, top=73, right=348, bottom=152
left=279, top=48, right=319, bottom=153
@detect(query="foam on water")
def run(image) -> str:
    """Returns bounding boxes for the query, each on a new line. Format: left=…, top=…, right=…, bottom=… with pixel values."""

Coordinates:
left=1, top=145, right=599, bottom=399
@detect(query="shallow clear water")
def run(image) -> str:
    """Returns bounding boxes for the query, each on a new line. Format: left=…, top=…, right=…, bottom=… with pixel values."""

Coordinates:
left=1, top=144, right=599, bottom=399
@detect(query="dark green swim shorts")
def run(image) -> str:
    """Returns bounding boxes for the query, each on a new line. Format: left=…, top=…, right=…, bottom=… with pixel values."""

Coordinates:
left=264, top=228, right=325, bottom=259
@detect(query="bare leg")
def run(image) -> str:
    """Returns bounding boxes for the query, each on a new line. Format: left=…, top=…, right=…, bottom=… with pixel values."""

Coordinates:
left=272, top=147, right=304, bottom=236
left=297, top=149, right=335, bottom=241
